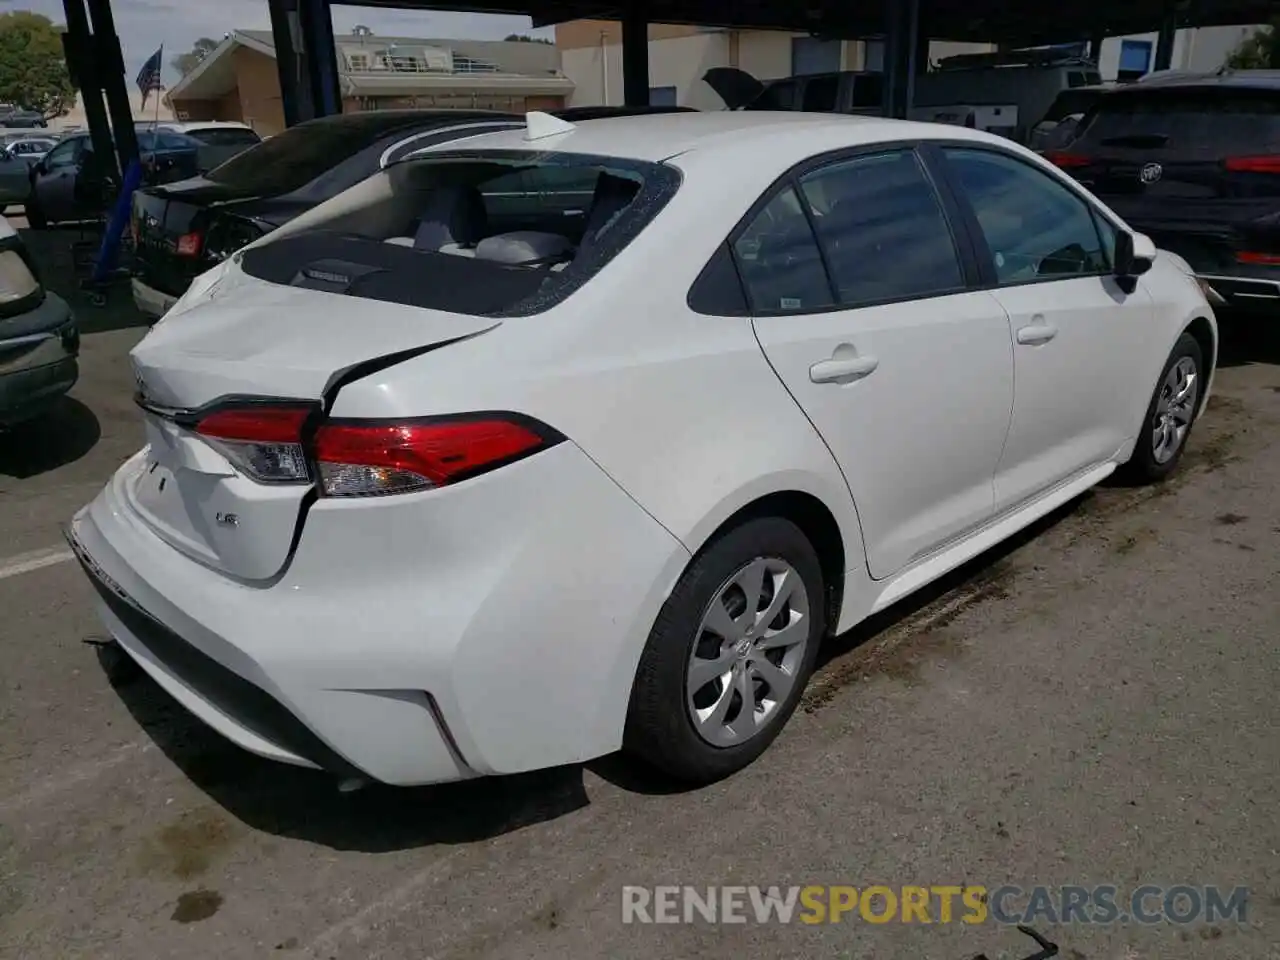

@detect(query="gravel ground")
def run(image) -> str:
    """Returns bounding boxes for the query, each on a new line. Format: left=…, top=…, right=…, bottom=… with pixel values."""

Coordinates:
left=1, top=228, right=1278, bottom=960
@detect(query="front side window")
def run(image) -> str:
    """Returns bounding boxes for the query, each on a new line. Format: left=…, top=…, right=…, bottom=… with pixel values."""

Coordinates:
left=798, top=150, right=964, bottom=307
left=44, top=139, right=80, bottom=168
left=943, top=147, right=1108, bottom=284
left=732, top=186, right=833, bottom=313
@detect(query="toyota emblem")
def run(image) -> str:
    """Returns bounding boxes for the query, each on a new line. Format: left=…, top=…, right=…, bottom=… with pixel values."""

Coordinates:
left=1140, top=162, right=1163, bottom=184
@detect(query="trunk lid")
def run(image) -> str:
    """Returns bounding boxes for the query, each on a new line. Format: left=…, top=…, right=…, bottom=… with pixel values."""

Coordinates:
left=127, top=278, right=499, bottom=581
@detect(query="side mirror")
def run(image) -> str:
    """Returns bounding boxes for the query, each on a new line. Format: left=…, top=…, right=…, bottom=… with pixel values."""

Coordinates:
left=1114, top=230, right=1156, bottom=281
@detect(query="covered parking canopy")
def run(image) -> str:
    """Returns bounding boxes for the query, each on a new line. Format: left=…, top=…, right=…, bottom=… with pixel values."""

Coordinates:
left=59, top=0, right=1280, bottom=176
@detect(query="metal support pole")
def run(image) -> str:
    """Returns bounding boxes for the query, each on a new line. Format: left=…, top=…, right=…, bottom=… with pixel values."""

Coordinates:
left=83, top=0, right=140, bottom=175
left=1154, top=9, right=1177, bottom=72
left=267, top=0, right=340, bottom=125
left=60, top=0, right=115, bottom=177
left=883, top=0, right=919, bottom=118
left=621, top=6, right=650, bottom=107
left=268, top=0, right=309, bottom=126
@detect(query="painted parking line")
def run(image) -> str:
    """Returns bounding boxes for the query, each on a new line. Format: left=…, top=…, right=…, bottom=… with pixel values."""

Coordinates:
left=0, top=546, right=74, bottom=581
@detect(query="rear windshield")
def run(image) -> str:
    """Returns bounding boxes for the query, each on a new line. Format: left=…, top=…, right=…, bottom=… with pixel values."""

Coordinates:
left=1043, top=88, right=1108, bottom=122
left=240, top=150, right=681, bottom=317
left=1075, top=88, right=1280, bottom=154
left=186, top=127, right=261, bottom=148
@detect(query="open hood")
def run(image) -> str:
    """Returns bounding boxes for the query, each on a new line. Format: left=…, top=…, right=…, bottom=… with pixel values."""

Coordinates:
left=702, top=67, right=767, bottom=110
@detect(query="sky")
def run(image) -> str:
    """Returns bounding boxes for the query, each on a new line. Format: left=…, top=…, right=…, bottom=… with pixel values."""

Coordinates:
left=11, top=0, right=553, bottom=84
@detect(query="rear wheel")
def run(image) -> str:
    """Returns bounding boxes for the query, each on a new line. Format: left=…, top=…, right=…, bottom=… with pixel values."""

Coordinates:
left=624, top=516, right=825, bottom=784
left=1120, top=332, right=1204, bottom=484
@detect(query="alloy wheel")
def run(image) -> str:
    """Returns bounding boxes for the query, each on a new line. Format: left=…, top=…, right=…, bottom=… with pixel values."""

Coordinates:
left=1152, top=356, right=1198, bottom=465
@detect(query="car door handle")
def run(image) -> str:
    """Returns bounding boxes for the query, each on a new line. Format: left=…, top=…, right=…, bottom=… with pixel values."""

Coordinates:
left=1016, top=322, right=1058, bottom=345
left=809, top=355, right=879, bottom=384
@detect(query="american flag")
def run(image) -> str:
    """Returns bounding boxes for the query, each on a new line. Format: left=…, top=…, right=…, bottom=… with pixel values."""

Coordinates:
left=136, top=46, right=163, bottom=108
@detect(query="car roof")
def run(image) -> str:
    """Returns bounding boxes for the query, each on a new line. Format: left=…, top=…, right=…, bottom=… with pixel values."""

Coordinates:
left=1116, top=69, right=1280, bottom=92
left=414, top=110, right=1000, bottom=165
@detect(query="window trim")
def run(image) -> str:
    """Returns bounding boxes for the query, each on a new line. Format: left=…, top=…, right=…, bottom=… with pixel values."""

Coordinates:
left=925, top=140, right=1120, bottom=291
left=688, top=139, right=983, bottom=318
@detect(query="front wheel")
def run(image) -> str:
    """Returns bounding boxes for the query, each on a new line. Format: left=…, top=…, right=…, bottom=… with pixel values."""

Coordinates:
left=624, top=516, right=826, bottom=784
left=1120, top=332, right=1204, bottom=484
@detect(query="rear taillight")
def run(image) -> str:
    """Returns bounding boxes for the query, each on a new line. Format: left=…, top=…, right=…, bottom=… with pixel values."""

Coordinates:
left=1236, top=250, right=1280, bottom=265
left=311, top=416, right=560, bottom=497
left=194, top=404, right=314, bottom=483
left=1043, top=151, right=1092, bottom=169
left=188, top=405, right=561, bottom=495
left=176, top=232, right=203, bottom=257
left=1224, top=155, right=1280, bottom=174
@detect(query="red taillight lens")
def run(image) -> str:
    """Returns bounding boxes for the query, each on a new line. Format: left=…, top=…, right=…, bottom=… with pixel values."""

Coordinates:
left=176, top=232, right=203, bottom=257
left=1225, top=155, right=1280, bottom=174
left=311, top=416, right=558, bottom=497
left=1043, top=151, right=1092, bottom=169
left=194, top=404, right=314, bottom=483
left=1236, top=250, right=1280, bottom=265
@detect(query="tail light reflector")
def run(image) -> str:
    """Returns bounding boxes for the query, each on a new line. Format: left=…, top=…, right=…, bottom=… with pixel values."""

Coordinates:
left=176, top=231, right=203, bottom=257
left=1225, top=156, right=1280, bottom=174
left=1043, top=151, right=1092, bottom=169
left=1236, top=250, right=1280, bottom=265
left=194, top=404, right=314, bottom=483
left=311, top=416, right=558, bottom=497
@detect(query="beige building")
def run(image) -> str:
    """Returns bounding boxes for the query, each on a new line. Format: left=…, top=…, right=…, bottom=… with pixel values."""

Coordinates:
left=51, top=90, right=176, bottom=133
left=555, top=21, right=995, bottom=110
left=166, top=30, right=574, bottom=136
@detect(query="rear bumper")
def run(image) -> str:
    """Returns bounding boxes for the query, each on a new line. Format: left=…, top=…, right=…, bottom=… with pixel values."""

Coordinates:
left=0, top=293, right=78, bottom=425
left=70, top=441, right=690, bottom=786
left=131, top=278, right=179, bottom=319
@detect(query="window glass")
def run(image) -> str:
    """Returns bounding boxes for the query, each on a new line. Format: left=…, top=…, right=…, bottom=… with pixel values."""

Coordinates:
left=798, top=150, right=964, bottom=306
left=802, top=75, right=839, bottom=112
left=187, top=127, right=262, bottom=148
left=44, top=139, right=79, bottom=168
left=732, top=186, right=833, bottom=312
left=850, top=74, right=885, bottom=108
left=943, top=147, right=1108, bottom=283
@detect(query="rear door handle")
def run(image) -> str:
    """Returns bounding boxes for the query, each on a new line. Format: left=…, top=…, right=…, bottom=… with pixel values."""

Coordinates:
left=1016, top=322, right=1058, bottom=345
left=809, top=355, right=879, bottom=384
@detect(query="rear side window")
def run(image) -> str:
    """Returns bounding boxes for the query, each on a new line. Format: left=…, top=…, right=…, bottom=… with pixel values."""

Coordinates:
left=240, top=150, right=680, bottom=317
left=798, top=150, right=964, bottom=306
left=850, top=74, right=885, bottom=109
left=733, top=187, right=833, bottom=312
left=188, top=128, right=262, bottom=148
left=1076, top=89, right=1280, bottom=156
left=802, top=75, right=839, bottom=112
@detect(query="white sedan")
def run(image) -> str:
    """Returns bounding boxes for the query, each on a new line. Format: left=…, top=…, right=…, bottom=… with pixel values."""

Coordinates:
left=68, top=111, right=1216, bottom=787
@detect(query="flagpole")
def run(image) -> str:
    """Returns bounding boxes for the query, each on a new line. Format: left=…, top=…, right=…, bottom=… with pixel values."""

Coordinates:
left=153, top=45, right=163, bottom=129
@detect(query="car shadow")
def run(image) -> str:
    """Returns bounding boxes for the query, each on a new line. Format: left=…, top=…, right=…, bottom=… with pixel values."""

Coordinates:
left=1214, top=310, right=1280, bottom=368
left=93, top=642, right=591, bottom=853
left=17, top=226, right=151, bottom=335
left=0, top=396, right=100, bottom=477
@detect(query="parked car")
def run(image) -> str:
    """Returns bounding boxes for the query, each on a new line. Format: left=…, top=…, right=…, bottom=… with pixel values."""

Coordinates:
left=0, top=214, right=78, bottom=426
left=129, top=106, right=694, bottom=318
left=69, top=112, right=1216, bottom=788
left=1043, top=70, right=1280, bottom=310
left=4, top=136, right=58, bottom=162
left=25, top=129, right=205, bottom=228
left=0, top=146, right=38, bottom=208
left=0, top=110, right=48, bottom=129
left=138, top=121, right=263, bottom=171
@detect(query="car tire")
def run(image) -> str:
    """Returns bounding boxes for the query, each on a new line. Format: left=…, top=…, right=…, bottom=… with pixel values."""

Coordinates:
left=624, top=516, right=826, bottom=784
left=1120, top=332, right=1204, bottom=484
left=25, top=196, right=47, bottom=229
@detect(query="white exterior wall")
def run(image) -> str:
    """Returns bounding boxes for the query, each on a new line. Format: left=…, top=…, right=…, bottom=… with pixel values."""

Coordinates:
left=1097, top=24, right=1261, bottom=80
left=560, top=30, right=996, bottom=108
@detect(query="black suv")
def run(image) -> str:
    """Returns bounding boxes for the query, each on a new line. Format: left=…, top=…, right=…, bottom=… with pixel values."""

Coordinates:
left=1044, top=71, right=1280, bottom=310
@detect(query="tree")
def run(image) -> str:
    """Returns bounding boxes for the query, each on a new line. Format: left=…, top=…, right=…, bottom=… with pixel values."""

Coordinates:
left=504, top=34, right=553, bottom=44
left=171, top=37, right=220, bottom=77
left=1225, top=21, right=1280, bottom=69
left=0, top=11, right=75, bottom=119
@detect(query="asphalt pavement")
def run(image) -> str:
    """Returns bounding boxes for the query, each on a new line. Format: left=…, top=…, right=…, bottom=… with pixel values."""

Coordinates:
left=1, top=230, right=1278, bottom=959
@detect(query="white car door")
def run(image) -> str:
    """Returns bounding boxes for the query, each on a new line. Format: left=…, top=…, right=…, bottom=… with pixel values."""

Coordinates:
left=747, top=148, right=1015, bottom=580
left=938, top=146, right=1156, bottom=513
